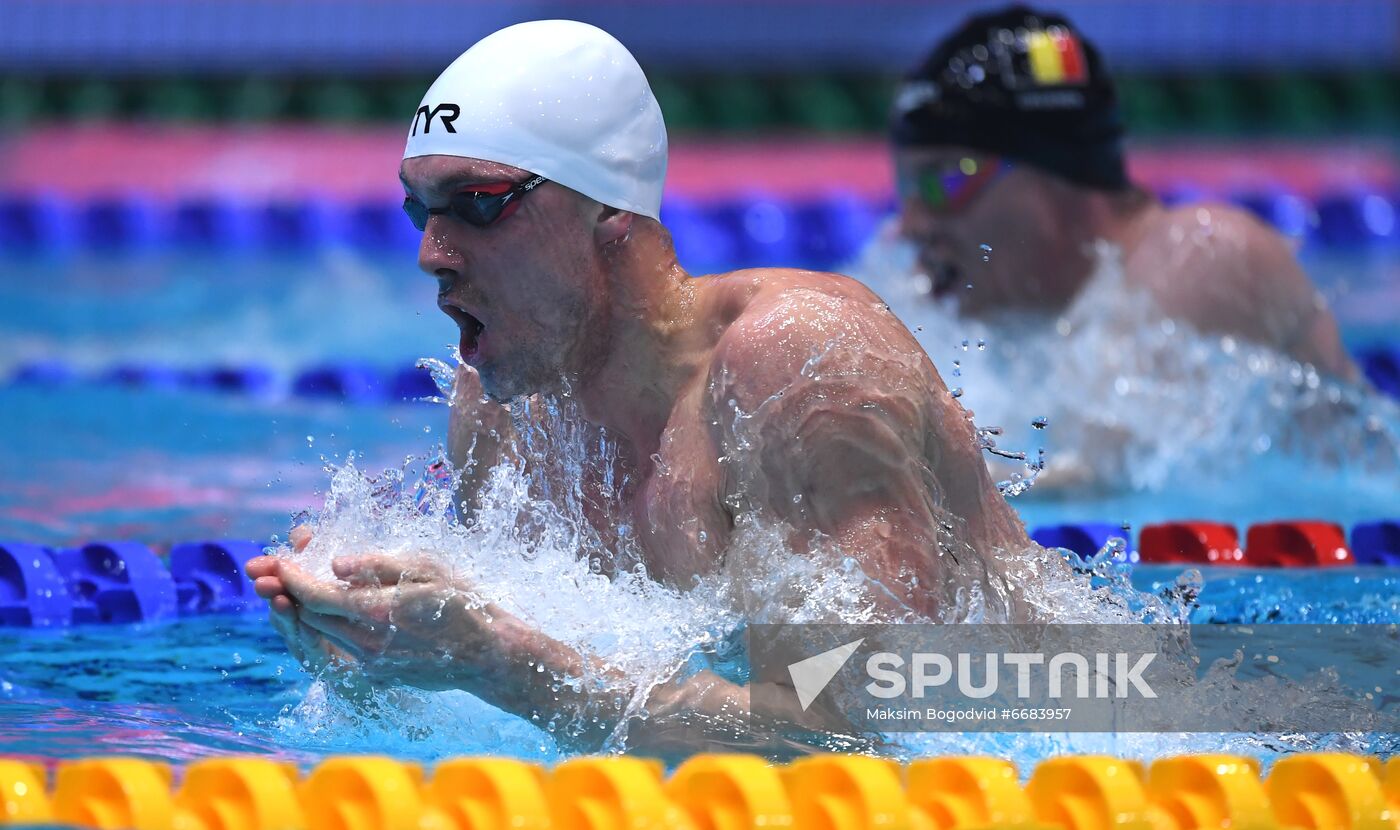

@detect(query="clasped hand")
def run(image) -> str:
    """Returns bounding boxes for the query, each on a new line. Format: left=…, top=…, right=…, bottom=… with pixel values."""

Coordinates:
left=246, top=526, right=495, bottom=693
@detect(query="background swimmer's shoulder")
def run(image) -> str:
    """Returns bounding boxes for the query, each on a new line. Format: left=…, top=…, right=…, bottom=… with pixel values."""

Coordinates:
left=1124, top=200, right=1354, bottom=375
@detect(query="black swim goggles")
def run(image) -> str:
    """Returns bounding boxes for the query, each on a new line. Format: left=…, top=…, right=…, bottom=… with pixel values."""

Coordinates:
left=402, top=174, right=548, bottom=231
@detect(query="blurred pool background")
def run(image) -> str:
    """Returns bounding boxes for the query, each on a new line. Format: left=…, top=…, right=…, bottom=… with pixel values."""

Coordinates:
left=1, top=0, right=1399, bottom=766
left=2, top=0, right=1397, bottom=546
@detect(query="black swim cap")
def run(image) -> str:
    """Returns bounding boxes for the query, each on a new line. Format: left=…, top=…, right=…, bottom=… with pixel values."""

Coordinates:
left=891, top=5, right=1128, bottom=191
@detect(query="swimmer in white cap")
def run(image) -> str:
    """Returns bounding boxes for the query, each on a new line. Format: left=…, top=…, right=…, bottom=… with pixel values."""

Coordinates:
left=248, top=20, right=1032, bottom=752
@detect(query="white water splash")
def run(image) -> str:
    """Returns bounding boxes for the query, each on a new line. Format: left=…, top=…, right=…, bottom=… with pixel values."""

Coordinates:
left=848, top=222, right=1400, bottom=497
left=269, top=364, right=1198, bottom=760
left=267, top=234, right=1400, bottom=761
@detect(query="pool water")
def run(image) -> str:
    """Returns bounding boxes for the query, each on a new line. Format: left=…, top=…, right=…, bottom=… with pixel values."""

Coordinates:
left=1, top=567, right=1395, bottom=766
left=1, top=247, right=1398, bottom=766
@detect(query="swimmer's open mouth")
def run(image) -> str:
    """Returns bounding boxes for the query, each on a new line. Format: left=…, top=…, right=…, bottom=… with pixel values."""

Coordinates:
left=439, top=300, right=486, bottom=359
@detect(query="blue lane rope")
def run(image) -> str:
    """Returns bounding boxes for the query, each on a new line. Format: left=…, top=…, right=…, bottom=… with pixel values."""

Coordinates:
left=7, top=345, right=1399, bottom=402
left=1, top=188, right=1396, bottom=262
left=0, top=540, right=264, bottom=628
left=7, top=361, right=444, bottom=403
left=1, top=521, right=1395, bottom=627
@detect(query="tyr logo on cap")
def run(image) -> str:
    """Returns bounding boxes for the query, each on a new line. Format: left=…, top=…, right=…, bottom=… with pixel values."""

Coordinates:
left=411, top=103, right=461, bottom=136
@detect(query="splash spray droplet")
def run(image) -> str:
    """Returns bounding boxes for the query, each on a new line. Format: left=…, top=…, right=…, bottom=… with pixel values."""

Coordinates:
left=979, top=243, right=992, bottom=262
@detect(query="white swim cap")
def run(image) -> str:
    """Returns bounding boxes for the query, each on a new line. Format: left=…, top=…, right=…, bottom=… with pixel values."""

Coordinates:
left=403, top=20, right=668, bottom=220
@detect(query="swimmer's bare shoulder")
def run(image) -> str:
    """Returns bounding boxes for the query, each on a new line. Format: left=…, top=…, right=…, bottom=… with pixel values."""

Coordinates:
left=695, top=268, right=1027, bottom=611
left=1124, top=203, right=1357, bottom=379
left=694, top=267, right=929, bottom=408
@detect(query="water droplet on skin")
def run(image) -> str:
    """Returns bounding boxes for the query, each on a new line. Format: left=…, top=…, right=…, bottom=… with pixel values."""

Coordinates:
left=979, top=243, right=992, bottom=262
left=950, top=387, right=964, bottom=398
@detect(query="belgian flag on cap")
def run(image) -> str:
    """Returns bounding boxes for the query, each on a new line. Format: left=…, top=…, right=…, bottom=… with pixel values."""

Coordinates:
left=1025, top=26, right=1088, bottom=86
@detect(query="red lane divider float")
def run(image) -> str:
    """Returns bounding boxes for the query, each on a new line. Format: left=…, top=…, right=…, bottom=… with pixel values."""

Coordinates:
left=1138, top=521, right=1244, bottom=566
left=1036, top=519, right=1399, bottom=568
left=1245, top=520, right=1354, bottom=567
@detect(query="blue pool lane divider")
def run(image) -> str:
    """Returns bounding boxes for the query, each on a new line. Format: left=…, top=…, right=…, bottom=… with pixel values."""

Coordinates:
left=1, top=187, right=1397, bottom=261
left=0, top=542, right=72, bottom=627
left=1029, top=523, right=1129, bottom=563
left=1, top=520, right=1397, bottom=628
left=8, top=360, right=443, bottom=403
left=0, top=539, right=262, bottom=627
left=170, top=540, right=265, bottom=615
left=52, top=542, right=177, bottom=624
left=1352, top=520, right=1400, bottom=566
left=1358, top=343, right=1400, bottom=399
left=9, top=345, right=1400, bottom=404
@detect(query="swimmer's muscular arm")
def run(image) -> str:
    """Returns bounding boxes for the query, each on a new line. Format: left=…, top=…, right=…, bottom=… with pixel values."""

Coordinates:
left=709, top=300, right=959, bottom=616
left=613, top=289, right=1001, bottom=751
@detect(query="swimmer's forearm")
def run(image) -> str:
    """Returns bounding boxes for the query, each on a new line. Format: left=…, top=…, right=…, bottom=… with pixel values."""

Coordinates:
left=438, top=607, right=631, bottom=750
left=461, top=618, right=864, bottom=753
left=624, top=672, right=875, bottom=756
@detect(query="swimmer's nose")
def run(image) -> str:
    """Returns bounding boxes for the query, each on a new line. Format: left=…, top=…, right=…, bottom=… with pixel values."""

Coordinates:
left=417, top=217, right=464, bottom=280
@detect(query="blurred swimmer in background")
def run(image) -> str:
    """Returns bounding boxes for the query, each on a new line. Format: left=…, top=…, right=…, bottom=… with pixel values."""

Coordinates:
left=884, top=5, right=1356, bottom=377
left=854, top=5, right=1395, bottom=491
left=247, top=20, right=1060, bottom=754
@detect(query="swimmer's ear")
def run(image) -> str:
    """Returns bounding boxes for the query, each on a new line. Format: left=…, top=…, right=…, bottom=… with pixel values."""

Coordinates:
left=593, top=205, right=634, bottom=248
